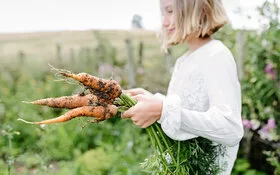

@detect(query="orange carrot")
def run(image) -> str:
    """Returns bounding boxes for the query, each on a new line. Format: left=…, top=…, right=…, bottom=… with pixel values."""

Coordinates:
left=18, top=105, right=118, bottom=125
left=89, top=89, right=114, bottom=104
left=60, top=72, right=122, bottom=99
left=23, top=94, right=99, bottom=109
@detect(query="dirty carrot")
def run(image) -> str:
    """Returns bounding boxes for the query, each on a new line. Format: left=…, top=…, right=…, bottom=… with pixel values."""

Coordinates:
left=23, top=94, right=99, bottom=109
left=60, top=72, right=122, bottom=99
left=18, top=104, right=118, bottom=125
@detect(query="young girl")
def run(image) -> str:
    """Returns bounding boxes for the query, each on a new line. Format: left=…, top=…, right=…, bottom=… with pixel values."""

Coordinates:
left=122, top=0, right=244, bottom=174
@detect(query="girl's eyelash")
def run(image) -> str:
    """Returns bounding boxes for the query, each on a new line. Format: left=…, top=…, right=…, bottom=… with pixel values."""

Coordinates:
left=166, top=9, right=173, bottom=13
left=165, top=6, right=173, bottom=13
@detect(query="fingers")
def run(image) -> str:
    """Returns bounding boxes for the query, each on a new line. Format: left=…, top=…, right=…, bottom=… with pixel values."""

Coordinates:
left=122, top=88, right=144, bottom=96
left=131, top=117, right=144, bottom=128
left=121, top=107, right=135, bottom=119
left=131, top=94, right=144, bottom=102
left=121, top=105, right=143, bottom=126
left=122, top=90, right=133, bottom=96
left=121, top=109, right=152, bottom=128
left=132, top=119, right=151, bottom=128
left=120, top=97, right=143, bottom=119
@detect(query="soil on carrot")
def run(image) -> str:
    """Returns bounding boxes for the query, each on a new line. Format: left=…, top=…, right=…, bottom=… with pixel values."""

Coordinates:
left=19, top=67, right=123, bottom=125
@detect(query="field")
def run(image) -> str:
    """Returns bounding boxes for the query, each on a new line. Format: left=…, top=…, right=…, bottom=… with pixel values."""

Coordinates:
left=0, top=29, right=187, bottom=175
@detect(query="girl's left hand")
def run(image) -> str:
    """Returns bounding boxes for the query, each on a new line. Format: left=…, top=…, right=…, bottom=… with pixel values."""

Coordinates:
left=121, top=94, right=163, bottom=128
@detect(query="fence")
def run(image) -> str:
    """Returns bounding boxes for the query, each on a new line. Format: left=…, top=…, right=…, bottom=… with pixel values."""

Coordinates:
left=2, top=30, right=247, bottom=88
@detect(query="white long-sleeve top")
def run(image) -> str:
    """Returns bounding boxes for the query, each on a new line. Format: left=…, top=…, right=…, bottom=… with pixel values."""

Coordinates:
left=156, top=39, right=244, bottom=175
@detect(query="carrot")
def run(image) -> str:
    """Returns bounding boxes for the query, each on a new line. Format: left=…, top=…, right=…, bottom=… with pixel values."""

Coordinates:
left=23, top=94, right=99, bottom=109
left=18, top=104, right=118, bottom=125
left=60, top=72, right=122, bottom=99
left=89, top=89, right=114, bottom=104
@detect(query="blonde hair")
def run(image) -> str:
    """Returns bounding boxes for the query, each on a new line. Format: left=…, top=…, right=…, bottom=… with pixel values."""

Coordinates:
left=161, top=0, right=229, bottom=49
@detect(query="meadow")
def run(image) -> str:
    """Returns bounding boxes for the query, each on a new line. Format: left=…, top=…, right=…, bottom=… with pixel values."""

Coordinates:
left=0, top=29, right=187, bottom=175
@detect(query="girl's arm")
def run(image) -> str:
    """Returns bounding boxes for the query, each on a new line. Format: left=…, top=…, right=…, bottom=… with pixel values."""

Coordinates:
left=158, top=50, right=244, bottom=147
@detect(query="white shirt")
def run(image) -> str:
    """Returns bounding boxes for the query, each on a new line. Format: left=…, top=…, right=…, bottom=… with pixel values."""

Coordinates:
left=156, top=39, right=244, bottom=175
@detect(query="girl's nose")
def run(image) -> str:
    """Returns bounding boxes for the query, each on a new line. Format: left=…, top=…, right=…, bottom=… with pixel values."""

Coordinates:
left=162, top=16, right=170, bottom=28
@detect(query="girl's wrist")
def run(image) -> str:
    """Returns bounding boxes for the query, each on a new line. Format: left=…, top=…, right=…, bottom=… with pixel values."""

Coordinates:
left=155, top=99, right=163, bottom=121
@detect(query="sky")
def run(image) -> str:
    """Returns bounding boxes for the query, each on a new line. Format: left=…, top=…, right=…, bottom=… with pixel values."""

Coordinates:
left=0, top=0, right=278, bottom=33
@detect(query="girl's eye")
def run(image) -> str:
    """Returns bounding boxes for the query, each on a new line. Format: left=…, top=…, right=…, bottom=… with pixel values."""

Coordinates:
left=165, top=7, right=173, bottom=14
left=167, top=10, right=173, bottom=14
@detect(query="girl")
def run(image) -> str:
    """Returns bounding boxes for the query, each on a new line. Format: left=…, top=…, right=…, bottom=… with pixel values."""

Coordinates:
left=122, top=0, right=244, bottom=174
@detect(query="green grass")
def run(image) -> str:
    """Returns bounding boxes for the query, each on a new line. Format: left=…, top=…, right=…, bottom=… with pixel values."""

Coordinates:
left=0, top=29, right=176, bottom=174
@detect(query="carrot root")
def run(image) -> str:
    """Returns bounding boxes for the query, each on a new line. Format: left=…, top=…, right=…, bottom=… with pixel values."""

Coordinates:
left=18, top=105, right=118, bottom=125
left=17, top=118, right=37, bottom=125
left=22, top=101, right=33, bottom=104
left=24, top=94, right=99, bottom=109
left=59, top=72, right=122, bottom=99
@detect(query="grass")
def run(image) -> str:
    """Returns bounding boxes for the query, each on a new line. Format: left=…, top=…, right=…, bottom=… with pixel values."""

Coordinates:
left=0, top=29, right=175, bottom=175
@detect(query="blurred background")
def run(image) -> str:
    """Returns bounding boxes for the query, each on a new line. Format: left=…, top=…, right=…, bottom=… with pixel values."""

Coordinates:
left=0, top=0, right=279, bottom=174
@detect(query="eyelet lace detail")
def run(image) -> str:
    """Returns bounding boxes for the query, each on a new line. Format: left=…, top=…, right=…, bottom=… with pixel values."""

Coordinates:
left=168, top=58, right=209, bottom=112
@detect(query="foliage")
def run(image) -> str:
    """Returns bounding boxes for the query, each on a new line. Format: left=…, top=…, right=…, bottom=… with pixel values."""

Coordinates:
left=237, top=1, right=280, bottom=174
left=241, top=0, right=280, bottom=139
left=264, top=149, right=280, bottom=175
left=231, top=158, right=267, bottom=175
left=0, top=41, right=151, bottom=174
left=76, top=147, right=115, bottom=173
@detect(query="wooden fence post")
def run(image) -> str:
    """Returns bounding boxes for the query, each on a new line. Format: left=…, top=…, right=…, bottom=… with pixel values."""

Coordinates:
left=125, top=39, right=136, bottom=88
left=18, top=50, right=25, bottom=65
left=56, top=43, right=62, bottom=65
left=138, top=41, right=143, bottom=66
left=235, top=30, right=245, bottom=80
left=70, top=48, right=75, bottom=63
left=85, top=47, right=91, bottom=64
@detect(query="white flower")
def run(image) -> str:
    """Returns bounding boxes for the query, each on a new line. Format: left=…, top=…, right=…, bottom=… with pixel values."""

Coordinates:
left=250, top=119, right=261, bottom=130
left=165, top=153, right=173, bottom=165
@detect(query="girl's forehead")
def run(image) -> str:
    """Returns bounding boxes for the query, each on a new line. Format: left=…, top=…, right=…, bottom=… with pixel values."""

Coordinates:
left=162, top=0, right=173, bottom=6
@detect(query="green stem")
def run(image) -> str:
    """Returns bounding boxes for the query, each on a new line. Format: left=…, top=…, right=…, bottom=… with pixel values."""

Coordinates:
left=146, top=128, right=156, bottom=150
left=154, top=124, right=176, bottom=165
left=119, top=93, right=136, bottom=107
left=7, top=136, right=13, bottom=175
left=154, top=123, right=172, bottom=145
left=147, top=128, right=170, bottom=173
left=177, top=141, right=180, bottom=169
left=148, top=127, right=171, bottom=173
left=149, top=127, right=164, bottom=153
left=119, top=94, right=131, bottom=107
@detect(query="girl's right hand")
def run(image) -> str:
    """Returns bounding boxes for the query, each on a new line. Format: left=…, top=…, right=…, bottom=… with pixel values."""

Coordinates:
left=122, top=88, right=153, bottom=97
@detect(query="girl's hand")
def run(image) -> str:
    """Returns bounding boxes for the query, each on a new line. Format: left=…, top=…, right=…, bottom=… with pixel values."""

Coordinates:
left=121, top=94, right=163, bottom=128
left=122, top=88, right=153, bottom=97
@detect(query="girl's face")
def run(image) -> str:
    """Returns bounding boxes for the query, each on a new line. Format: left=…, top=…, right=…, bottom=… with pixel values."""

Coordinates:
left=161, top=0, right=175, bottom=34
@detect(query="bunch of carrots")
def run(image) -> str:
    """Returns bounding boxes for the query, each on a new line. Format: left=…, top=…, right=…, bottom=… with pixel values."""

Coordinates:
left=19, top=67, right=132, bottom=125
left=19, top=67, right=222, bottom=175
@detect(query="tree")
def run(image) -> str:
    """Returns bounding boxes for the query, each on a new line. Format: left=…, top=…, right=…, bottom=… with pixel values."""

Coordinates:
left=131, top=14, right=143, bottom=29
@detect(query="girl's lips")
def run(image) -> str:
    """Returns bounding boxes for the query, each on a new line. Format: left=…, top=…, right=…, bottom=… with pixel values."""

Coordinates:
left=168, top=28, right=175, bottom=33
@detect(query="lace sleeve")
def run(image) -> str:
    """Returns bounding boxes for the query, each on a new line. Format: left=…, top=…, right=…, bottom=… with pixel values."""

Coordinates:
left=158, top=94, right=198, bottom=141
